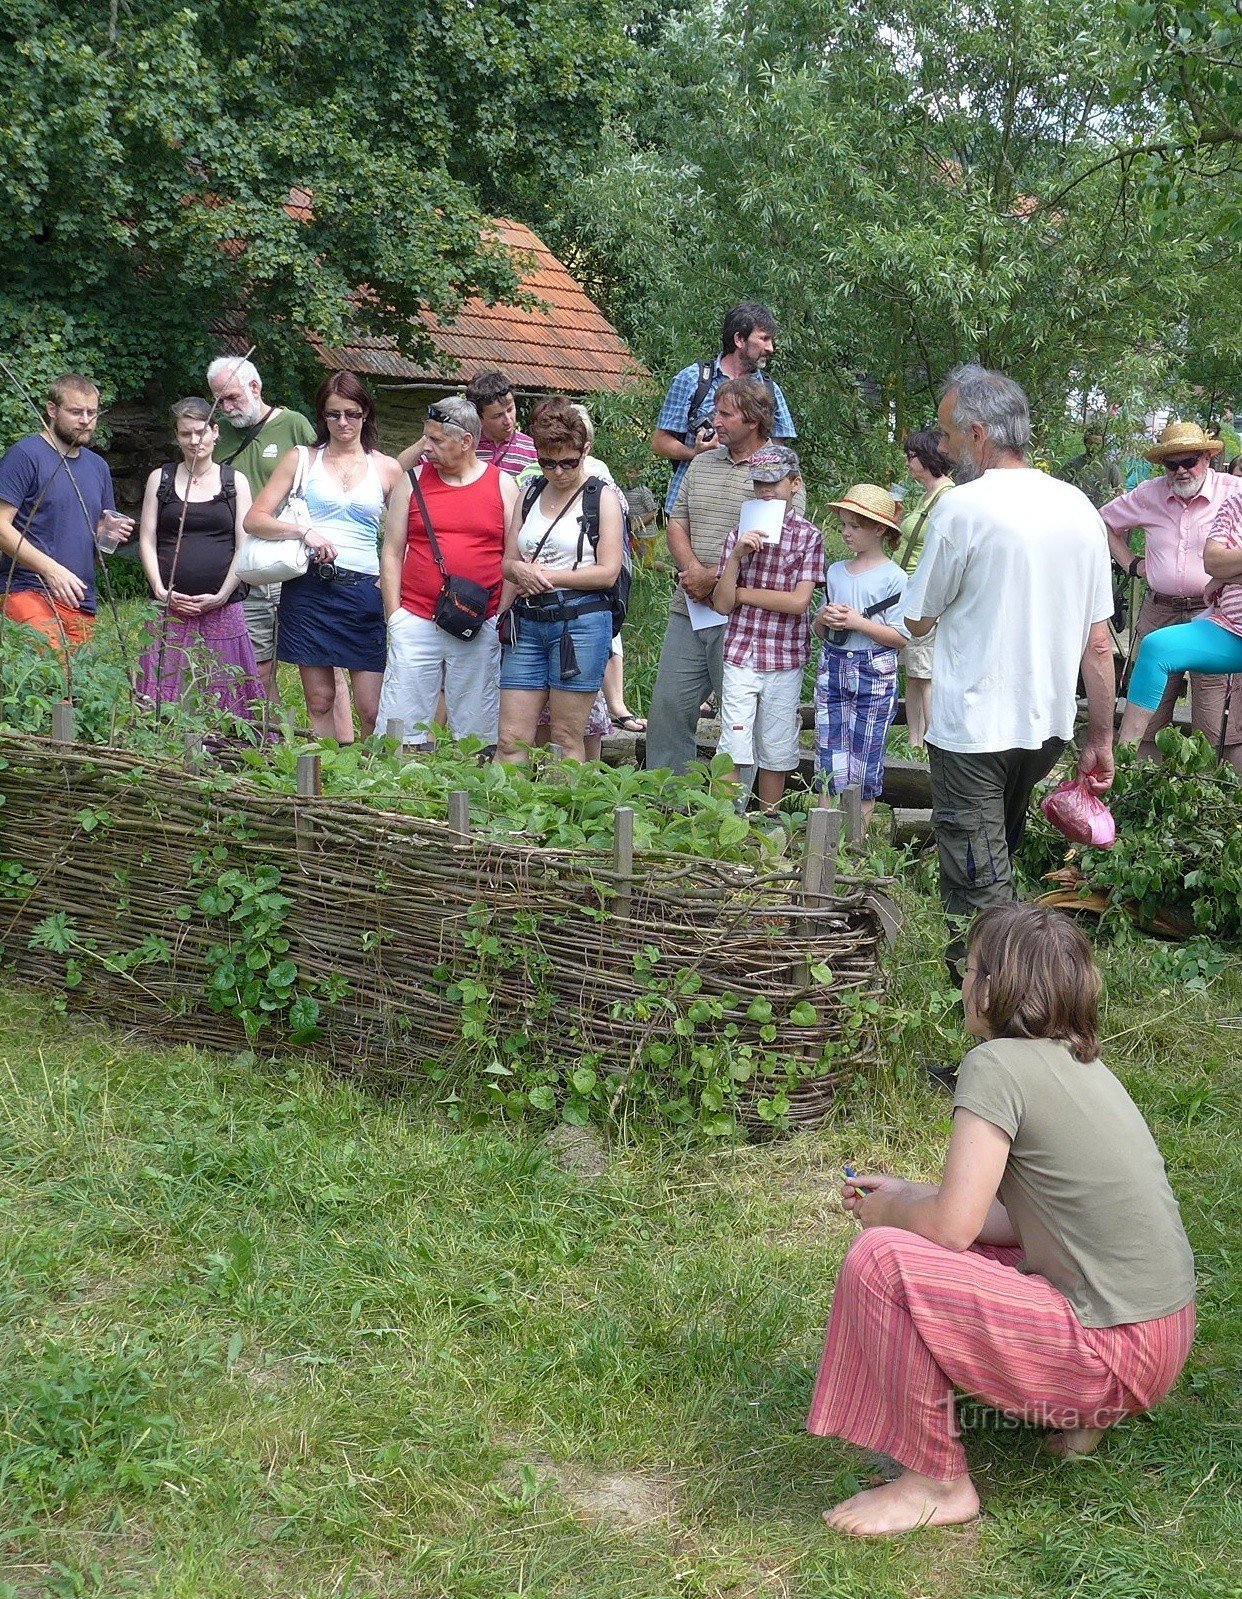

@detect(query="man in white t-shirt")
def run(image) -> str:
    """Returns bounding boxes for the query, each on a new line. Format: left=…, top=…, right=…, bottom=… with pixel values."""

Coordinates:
left=904, top=364, right=1116, bottom=942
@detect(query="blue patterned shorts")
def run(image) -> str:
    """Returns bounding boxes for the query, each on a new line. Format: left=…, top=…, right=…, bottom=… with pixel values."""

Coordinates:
left=814, top=647, right=900, bottom=799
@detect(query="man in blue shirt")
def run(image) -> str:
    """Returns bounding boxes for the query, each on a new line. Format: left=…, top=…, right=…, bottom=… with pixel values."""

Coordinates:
left=0, top=373, right=132, bottom=649
left=652, top=302, right=797, bottom=515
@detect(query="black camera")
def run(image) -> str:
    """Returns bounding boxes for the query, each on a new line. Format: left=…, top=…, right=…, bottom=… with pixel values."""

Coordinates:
left=316, top=560, right=339, bottom=583
left=695, top=420, right=716, bottom=442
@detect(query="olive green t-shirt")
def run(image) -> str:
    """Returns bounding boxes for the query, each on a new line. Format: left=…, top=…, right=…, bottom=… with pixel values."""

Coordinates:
left=954, top=1037, right=1195, bottom=1328
left=216, top=408, right=316, bottom=497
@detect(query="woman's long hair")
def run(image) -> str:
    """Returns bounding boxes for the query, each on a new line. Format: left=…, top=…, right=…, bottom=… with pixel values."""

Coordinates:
left=314, top=371, right=379, bottom=453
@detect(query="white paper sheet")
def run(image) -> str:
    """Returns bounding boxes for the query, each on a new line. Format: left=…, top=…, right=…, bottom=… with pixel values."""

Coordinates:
left=738, top=497, right=785, bottom=545
left=685, top=594, right=729, bottom=631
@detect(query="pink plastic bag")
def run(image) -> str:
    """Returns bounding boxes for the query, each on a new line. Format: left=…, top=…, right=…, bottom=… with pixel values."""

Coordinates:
left=1041, top=776, right=1116, bottom=849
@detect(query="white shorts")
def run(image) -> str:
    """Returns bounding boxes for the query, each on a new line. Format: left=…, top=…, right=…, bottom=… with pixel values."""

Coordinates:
left=376, top=609, right=501, bottom=746
left=717, top=661, right=803, bottom=771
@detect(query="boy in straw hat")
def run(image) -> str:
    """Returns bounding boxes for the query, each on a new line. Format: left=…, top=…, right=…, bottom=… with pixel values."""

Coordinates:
left=711, top=446, right=826, bottom=810
left=1100, top=419, right=1242, bottom=771
left=812, top=484, right=911, bottom=829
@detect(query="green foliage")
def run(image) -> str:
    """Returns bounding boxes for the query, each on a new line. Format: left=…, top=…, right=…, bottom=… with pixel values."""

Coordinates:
left=1020, top=729, right=1242, bottom=939
left=544, top=0, right=1238, bottom=482
left=238, top=736, right=786, bottom=863
left=0, top=0, right=656, bottom=422
left=0, top=1333, right=188, bottom=1508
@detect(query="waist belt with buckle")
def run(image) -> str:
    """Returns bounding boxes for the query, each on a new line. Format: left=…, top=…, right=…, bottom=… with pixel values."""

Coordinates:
left=518, top=591, right=611, bottom=621
left=1146, top=588, right=1205, bottom=609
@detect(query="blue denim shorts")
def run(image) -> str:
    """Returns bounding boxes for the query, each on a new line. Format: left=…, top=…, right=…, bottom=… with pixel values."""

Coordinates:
left=499, top=601, right=613, bottom=694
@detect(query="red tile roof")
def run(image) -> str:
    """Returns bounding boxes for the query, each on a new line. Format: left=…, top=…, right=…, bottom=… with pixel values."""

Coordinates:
left=314, top=218, right=648, bottom=395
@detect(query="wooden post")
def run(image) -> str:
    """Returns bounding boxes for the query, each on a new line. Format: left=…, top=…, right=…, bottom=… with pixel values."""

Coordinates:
left=296, top=752, right=322, bottom=797
left=613, top=805, right=634, bottom=918
left=183, top=730, right=204, bottom=770
left=295, top=751, right=322, bottom=848
left=801, top=806, right=841, bottom=907
left=841, top=784, right=865, bottom=848
left=799, top=805, right=841, bottom=978
left=448, top=789, right=470, bottom=841
left=385, top=717, right=405, bottom=746
left=52, top=700, right=74, bottom=744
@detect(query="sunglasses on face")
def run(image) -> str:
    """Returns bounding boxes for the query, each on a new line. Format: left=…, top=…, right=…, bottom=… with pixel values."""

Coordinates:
left=325, top=408, right=364, bottom=422
left=1163, top=454, right=1205, bottom=472
left=537, top=455, right=583, bottom=473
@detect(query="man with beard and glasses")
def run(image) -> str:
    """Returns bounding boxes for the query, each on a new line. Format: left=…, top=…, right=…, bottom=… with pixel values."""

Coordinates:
left=0, top=373, right=133, bottom=649
left=207, top=355, right=317, bottom=704
left=1100, top=421, right=1242, bottom=773
left=902, top=364, right=1115, bottom=975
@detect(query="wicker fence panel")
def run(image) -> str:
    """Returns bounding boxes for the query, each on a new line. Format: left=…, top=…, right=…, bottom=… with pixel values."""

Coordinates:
left=0, top=736, right=888, bottom=1119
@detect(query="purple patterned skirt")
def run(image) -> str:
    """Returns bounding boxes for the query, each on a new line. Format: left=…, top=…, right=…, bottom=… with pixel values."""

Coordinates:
left=136, top=601, right=266, bottom=721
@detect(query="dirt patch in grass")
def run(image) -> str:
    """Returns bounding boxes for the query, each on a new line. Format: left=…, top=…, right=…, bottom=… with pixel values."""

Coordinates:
left=545, top=1122, right=609, bottom=1178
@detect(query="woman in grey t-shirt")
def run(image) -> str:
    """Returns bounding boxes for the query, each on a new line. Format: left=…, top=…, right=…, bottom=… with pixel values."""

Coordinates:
left=807, top=903, right=1195, bottom=1537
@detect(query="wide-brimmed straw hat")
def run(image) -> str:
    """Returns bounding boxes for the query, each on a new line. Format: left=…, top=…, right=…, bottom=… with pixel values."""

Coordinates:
left=1143, top=421, right=1223, bottom=464
left=826, top=483, right=902, bottom=533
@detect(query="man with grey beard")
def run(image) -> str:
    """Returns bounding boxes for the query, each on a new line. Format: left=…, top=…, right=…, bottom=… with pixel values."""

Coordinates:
left=206, top=356, right=316, bottom=702
left=1100, top=420, right=1242, bottom=772
left=903, top=364, right=1115, bottom=956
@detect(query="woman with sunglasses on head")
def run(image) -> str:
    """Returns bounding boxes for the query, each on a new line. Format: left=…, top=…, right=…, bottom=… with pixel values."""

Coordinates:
left=245, top=373, right=401, bottom=740
left=495, top=398, right=625, bottom=763
left=376, top=396, right=519, bottom=749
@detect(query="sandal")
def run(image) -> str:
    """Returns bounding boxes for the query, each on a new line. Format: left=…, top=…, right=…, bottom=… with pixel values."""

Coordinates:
left=613, top=713, right=647, bottom=733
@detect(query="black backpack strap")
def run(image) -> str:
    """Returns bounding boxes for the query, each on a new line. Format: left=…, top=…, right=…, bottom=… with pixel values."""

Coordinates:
left=576, top=476, right=603, bottom=563
left=685, top=359, right=716, bottom=434
left=219, top=462, right=237, bottom=516
left=521, top=474, right=546, bottom=523
left=156, top=461, right=178, bottom=508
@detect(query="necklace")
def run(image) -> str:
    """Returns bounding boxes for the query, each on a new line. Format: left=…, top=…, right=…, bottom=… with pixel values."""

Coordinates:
left=327, top=449, right=365, bottom=488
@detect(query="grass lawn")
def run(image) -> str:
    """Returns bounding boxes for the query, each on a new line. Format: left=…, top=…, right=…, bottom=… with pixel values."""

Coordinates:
left=0, top=884, right=1237, bottom=1598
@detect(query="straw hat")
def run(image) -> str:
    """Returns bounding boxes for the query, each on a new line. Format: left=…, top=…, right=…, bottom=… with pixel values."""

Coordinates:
left=1143, top=421, right=1223, bottom=464
left=826, top=483, right=902, bottom=532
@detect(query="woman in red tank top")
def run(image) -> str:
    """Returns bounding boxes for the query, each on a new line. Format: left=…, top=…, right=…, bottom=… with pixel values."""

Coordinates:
left=376, top=397, right=518, bottom=748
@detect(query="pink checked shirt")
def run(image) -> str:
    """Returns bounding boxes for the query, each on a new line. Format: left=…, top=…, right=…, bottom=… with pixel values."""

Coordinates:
left=1100, top=470, right=1242, bottom=599
left=716, top=511, right=827, bottom=672
left=1206, top=495, right=1242, bottom=640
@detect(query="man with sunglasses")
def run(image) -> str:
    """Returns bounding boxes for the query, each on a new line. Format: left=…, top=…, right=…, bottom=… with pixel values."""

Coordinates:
left=1101, top=420, right=1242, bottom=772
left=0, top=372, right=133, bottom=649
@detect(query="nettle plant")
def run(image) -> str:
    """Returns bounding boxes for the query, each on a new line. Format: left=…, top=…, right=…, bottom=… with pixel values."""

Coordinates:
left=1021, top=730, right=1242, bottom=941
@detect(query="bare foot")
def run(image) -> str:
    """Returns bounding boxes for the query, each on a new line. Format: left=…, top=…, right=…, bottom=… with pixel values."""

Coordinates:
left=823, top=1469, right=980, bottom=1537
left=1045, top=1426, right=1106, bottom=1458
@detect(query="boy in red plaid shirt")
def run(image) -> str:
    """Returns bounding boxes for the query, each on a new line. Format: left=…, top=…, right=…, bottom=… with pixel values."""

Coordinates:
left=712, top=446, right=826, bottom=809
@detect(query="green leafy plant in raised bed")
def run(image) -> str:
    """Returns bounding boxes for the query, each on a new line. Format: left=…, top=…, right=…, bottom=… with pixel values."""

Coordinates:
left=1019, top=729, right=1242, bottom=940
left=237, top=738, right=785, bottom=863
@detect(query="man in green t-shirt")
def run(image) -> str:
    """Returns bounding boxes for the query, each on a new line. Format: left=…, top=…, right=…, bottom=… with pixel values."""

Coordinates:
left=206, top=357, right=347, bottom=725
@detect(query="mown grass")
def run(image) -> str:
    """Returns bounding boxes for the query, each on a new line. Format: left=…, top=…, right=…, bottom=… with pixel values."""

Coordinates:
left=0, top=884, right=1238, bottom=1598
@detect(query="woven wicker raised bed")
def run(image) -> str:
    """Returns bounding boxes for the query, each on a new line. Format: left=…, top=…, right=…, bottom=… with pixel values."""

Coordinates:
left=0, top=735, right=890, bottom=1131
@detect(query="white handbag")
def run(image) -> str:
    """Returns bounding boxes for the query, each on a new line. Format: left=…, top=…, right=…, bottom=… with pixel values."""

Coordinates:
left=236, top=445, right=314, bottom=586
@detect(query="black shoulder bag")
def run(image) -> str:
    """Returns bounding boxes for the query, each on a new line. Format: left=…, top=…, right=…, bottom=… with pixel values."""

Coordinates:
left=408, top=468, right=500, bottom=641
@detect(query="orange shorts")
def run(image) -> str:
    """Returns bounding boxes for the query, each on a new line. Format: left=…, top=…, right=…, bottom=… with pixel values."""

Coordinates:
left=1, top=590, right=95, bottom=650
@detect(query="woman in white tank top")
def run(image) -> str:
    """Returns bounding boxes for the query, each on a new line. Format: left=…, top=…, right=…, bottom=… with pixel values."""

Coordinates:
left=245, top=373, right=402, bottom=739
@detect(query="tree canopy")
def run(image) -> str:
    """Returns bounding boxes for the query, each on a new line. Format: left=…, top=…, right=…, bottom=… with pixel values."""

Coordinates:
left=1, top=0, right=1237, bottom=463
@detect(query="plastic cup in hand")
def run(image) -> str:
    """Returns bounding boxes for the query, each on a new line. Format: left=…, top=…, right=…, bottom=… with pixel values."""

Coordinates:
left=94, top=512, right=128, bottom=555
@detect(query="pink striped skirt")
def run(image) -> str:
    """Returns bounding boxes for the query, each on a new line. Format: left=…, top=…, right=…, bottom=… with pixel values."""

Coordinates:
left=807, top=1227, right=1195, bottom=1480
left=136, top=602, right=265, bottom=722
